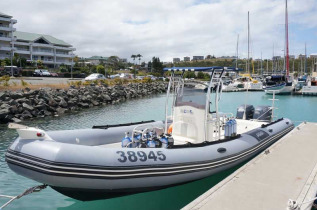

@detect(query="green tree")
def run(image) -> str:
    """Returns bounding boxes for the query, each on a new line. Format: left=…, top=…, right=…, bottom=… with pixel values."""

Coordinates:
left=96, top=65, right=105, bottom=74
left=152, top=57, right=164, bottom=76
left=37, top=60, right=44, bottom=69
left=4, top=58, right=10, bottom=66
left=1, top=60, right=6, bottom=67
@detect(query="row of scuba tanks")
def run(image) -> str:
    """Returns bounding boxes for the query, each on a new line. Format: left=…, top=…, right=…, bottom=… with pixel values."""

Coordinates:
left=224, top=118, right=237, bottom=139
left=122, top=131, right=174, bottom=148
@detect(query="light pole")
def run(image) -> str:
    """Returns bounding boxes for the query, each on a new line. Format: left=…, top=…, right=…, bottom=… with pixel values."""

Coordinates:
left=10, top=48, right=13, bottom=77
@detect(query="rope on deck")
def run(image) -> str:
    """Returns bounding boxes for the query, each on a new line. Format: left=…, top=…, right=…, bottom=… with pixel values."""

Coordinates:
left=287, top=197, right=317, bottom=210
left=0, top=184, right=47, bottom=209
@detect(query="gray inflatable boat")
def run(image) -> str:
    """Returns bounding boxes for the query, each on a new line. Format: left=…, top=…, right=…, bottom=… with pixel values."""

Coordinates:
left=6, top=67, right=294, bottom=201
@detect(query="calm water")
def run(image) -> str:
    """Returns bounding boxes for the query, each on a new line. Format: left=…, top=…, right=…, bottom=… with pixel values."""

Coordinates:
left=0, top=91, right=316, bottom=210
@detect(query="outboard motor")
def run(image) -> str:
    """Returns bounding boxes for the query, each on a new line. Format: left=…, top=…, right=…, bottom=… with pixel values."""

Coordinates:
left=121, top=132, right=132, bottom=148
left=236, top=104, right=254, bottom=120
left=253, top=105, right=272, bottom=122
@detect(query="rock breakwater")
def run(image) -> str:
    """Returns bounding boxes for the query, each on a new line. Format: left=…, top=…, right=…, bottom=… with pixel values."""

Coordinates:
left=0, top=82, right=166, bottom=124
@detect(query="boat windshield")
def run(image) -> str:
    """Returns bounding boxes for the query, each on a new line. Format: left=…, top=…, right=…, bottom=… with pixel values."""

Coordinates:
left=175, top=87, right=206, bottom=109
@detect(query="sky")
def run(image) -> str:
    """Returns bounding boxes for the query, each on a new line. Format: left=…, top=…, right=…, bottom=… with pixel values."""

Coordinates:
left=1, top=0, right=317, bottom=63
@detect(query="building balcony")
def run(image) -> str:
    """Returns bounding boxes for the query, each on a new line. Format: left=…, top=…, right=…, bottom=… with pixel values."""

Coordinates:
left=0, top=46, right=12, bottom=51
left=15, top=49, right=30, bottom=55
left=32, top=51, right=54, bottom=56
left=56, top=53, right=74, bottom=58
left=0, top=36, right=12, bottom=42
left=31, top=43, right=54, bottom=48
left=12, top=41, right=30, bottom=46
left=54, top=46, right=75, bottom=51
left=0, top=17, right=12, bottom=22
left=42, top=60, right=55, bottom=64
left=56, top=61, right=74, bottom=65
left=0, top=26, right=16, bottom=32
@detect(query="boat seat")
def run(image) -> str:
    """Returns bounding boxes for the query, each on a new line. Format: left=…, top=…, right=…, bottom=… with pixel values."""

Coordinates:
left=172, top=121, right=199, bottom=143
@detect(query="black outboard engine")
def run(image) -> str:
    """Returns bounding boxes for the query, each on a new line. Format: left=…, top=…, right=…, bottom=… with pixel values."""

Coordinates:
left=253, top=105, right=272, bottom=122
left=236, top=104, right=254, bottom=120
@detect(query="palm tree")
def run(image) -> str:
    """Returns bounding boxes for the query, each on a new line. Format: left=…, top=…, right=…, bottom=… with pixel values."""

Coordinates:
left=137, top=54, right=142, bottom=66
left=131, top=55, right=137, bottom=65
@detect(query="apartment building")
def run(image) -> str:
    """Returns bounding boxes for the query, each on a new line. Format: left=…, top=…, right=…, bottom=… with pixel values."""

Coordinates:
left=0, top=12, right=75, bottom=68
left=84, top=56, right=109, bottom=65
left=192, top=56, right=204, bottom=61
left=184, top=56, right=190, bottom=61
left=13, top=31, right=75, bottom=68
left=0, top=12, right=17, bottom=60
left=173, top=58, right=180, bottom=63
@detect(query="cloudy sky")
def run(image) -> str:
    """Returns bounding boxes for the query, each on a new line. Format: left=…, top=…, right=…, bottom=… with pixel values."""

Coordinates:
left=1, top=0, right=317, bottom=62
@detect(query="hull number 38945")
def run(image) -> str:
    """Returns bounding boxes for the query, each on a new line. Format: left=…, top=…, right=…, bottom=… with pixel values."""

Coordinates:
left=116, top=151, right=166, bottom=163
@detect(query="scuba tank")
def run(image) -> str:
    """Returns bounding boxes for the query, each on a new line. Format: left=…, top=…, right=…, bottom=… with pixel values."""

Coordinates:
left=160, top=135, right=169, bottom=148
left=147, top=138, right=156, bottom=148
left=145, top=131, right=156, bottom=148
left=224, top=119, right=232, bottom=139
left=232, top=119, right=237, bottom=136
left=133, top=133, right=142, bottom=148
left=121, top=132, right=132, bottom=148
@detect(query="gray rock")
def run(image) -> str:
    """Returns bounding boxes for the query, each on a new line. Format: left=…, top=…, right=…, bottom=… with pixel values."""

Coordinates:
left=0, top=103, right=10, bottom=109
left=56, top=107, right=67, bottom=114
left=0, top=108, right=10, bottom=120
left=91, top=100, right=100, bottom=106
left=78, top=102, right=89, bottom=108
left=59, top=98, right=68, bottom=108
left=21, top=110, right=32, bottom=119
left=48, top=99, right=58, bottom=107
left=0, top=92, right=7, bottom=100
left=103, top=94, right=112, bottom=101
left=22, top=103, right=34, bottom=111
left=9, top=105, right=18, bottom=114
left=12, top=117, right=22, bottom=123
left=11, top=92, right=24, bottom=99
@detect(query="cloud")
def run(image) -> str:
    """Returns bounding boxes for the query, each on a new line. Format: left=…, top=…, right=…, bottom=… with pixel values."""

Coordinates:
left=1, top=0, right=316, bottom=62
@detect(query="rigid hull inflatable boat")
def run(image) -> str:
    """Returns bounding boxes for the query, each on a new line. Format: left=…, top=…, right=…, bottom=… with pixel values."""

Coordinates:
left=6, top=67, right=294, bottom=201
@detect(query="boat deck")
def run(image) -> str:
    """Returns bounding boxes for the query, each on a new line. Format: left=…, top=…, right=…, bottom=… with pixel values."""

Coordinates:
left=182, top=122, right=317, bottom=210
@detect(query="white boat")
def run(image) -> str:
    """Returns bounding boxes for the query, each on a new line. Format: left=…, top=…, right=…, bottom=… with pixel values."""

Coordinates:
left=302, top=76, right=317, bottom=95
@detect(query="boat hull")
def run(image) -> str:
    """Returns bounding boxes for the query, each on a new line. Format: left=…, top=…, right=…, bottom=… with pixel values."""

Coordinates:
left=264, top=83, right=293, bottom=95
left=6, top=119, right=294, bottom=201
left=302, top=86, right=317, bottom=95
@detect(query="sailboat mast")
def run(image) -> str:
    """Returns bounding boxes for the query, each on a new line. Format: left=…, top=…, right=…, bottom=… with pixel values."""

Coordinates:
left=285, top=0, right=290, bottom=76
left=248, top=11, right=250, bottom=74
left=304, top=43, right=307, bottom=74
left=236, top=34, right=239, bottom=69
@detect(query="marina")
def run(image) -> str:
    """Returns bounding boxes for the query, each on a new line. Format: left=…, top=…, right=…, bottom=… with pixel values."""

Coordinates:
left=1, top=0, right=317, bottom=209
left=183, top=122, right=317, bottom=210
left=1, top=90, right=317, bottom=209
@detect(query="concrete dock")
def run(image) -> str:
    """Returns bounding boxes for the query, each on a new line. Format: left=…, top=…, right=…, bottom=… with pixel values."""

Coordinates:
left=183, top=122, right=317, bottom=210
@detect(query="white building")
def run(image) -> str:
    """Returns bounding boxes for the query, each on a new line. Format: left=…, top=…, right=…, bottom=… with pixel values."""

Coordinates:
left=13, top=31, right=75, bottom=68
left=84, top=56, right=109, bottom=65
left=192, top=56, right=204, bottom=61
left=0, top=12, right=17, bottom=60
left=173, top=58, right=180, bottom=63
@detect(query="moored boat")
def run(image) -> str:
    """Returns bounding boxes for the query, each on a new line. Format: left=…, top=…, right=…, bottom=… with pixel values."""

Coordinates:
left=6, top=67, right=294, bottom=201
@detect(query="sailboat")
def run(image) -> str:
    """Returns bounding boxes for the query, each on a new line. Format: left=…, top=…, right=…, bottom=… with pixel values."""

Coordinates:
left=264, top=0, right=293, bottom=95
left=245, top=12, right=263, bottom=91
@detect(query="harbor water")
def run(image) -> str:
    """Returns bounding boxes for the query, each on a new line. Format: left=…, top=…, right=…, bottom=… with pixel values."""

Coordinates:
left=1, top=91, right=317, bottom=210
